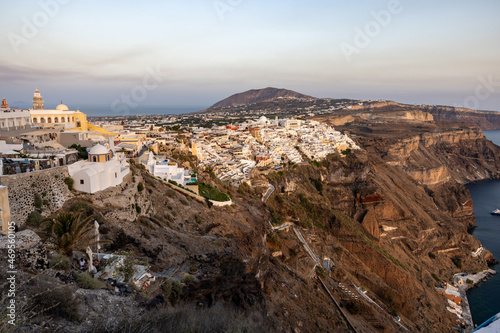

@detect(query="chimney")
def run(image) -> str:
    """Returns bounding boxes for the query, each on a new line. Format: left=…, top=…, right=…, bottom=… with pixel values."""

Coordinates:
left=108, top=136, right=115, bottom=152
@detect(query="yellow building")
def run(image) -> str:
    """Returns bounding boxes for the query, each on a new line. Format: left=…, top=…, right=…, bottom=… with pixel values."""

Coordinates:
left=30, top=101, right=88, bottom=131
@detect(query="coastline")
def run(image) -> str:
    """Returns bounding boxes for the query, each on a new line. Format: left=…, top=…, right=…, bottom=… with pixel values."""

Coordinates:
left=439, top=269, right=497, bottom=332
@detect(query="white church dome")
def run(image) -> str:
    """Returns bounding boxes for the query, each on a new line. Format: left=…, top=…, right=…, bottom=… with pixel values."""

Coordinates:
left=89, top=144, right=109, bottom=155
left=257, top=116, right=268, bottom=124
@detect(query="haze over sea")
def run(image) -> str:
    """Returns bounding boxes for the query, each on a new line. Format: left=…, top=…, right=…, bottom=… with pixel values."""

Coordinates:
left=73, top=105, right=205, bottom=117
left=466, top=130, right=500, bottom=326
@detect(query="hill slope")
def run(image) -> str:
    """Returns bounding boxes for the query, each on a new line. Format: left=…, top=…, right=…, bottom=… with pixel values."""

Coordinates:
left=208, top=87, right=315, bottom=109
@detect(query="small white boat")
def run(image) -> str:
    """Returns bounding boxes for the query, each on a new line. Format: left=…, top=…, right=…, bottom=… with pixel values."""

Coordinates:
left=490, top=209, right=500, bottom=215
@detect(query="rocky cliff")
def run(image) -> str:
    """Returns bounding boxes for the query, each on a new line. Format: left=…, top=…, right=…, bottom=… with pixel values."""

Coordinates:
left=345, top=99, right=500, bottom=130
left=422, top=105, right=500, bottom=131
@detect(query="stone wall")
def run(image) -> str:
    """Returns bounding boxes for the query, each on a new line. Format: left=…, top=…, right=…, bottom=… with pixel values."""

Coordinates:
left=0, top=166, right=72, bottom=225
left=0, top=230, right=49, bottom=270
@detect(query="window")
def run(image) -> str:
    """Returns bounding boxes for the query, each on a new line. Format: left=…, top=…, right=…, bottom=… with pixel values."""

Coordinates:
left=80, top=179, right=84, bottom=184
left=92, top=156, right=97, bottom=162
left=115, top=173, right=117, bottom=178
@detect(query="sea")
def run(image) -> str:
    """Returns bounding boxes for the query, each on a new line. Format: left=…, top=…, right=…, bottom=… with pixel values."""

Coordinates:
left=71, top=104, right=205, bottom=117
left=466, top=130, right=500, bottom=325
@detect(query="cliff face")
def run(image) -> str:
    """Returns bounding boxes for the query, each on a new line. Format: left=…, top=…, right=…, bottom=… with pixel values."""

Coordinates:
left=422, top=105, right=500, bottom=130
left=264, top=148, right=489, bottom=331
left=260, top=111, right=500, bottom=331
left=344, top=99, right=500, bottom=130
left=371, top=126, right=500, bottom=184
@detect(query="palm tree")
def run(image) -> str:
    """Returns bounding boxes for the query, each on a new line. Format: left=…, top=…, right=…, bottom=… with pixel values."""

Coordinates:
left=47, top=212, right=94, bottom=257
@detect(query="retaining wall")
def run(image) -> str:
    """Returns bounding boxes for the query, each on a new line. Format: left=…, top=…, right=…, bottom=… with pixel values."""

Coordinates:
left=0, top=166, right=72, bottom=225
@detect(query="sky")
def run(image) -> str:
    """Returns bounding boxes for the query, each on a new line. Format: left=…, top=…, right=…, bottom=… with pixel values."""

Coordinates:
left=0, top=0, right=499, bottom=115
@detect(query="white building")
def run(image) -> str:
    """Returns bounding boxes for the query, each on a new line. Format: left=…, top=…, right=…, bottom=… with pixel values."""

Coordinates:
left=68, top=144, right=130, bottom=193
left=143, top=152, right=192, bottom=185
left=0, top=109, right=32, bottom=130
left=0, top=140, right=23, bottom=154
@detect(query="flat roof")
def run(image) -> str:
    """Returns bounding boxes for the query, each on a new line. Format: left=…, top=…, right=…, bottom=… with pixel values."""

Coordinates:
left=0, top=127, right=58, bottom=137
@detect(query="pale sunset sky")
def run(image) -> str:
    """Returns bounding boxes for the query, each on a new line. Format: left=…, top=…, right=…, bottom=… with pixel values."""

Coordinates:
left=0, top=0, right=499, bottom=113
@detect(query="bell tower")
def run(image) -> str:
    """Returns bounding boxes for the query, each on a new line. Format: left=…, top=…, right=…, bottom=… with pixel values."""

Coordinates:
left=1, top=98, right=8, bottom=108
left=33, top=89, right=44, bottom=110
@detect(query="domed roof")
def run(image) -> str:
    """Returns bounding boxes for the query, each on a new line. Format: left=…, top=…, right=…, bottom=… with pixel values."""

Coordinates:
left=56, top=102, right=69, bottom=111
left=257, top=116, right=268, bottom=124
left=89, top=144, right=109, bottom=155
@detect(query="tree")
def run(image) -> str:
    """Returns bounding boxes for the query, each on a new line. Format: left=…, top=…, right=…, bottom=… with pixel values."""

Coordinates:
left=117, top=256, right=136, bottom=283
left=69, top=144, right=88, bottom=160
left=47, top=212, right=95, bottom=257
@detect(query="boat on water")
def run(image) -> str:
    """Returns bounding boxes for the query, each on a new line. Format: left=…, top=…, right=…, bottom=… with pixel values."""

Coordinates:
left=472, top=312, right=500, bottom=332
left=490, top=209, right=500, bottom=215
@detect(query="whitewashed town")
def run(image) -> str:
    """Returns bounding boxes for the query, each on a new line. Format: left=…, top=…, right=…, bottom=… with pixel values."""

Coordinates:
left=0, top=90, right=358, bottom=191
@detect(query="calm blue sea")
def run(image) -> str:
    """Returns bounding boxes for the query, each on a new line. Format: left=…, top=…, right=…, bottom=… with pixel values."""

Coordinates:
left=466, top=130, right=500, bottom=326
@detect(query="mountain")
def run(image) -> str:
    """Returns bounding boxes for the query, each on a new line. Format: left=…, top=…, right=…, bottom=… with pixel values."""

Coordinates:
left=207, top=87, right=316, bottom=109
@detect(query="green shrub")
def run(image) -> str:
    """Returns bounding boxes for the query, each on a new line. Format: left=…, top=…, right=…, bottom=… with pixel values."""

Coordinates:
left=26, top=211, right=44, bottom=227
left=310, top=160, right=322, bottom=168
left=428, top=252, right=436, bottom=259
left=451, top=256, right=462, bottom=269
left=341, top=148, right=351, bottom=155
left=466, top=279, right=474, bottom=285
left=181, top=274, right=195, bottom=284
left=75, top=273, right=106, bottom=290
left=137, top=182, right=144, bottom=192
left=198, top=182, right=230, bottom=202
left=166, top=189, right=176, bottom=197
left=431, top=273, right=440, bottom=282
left=64, top=177, right=74, bottom=190
left=68, top=200, right=93, bottom=218
left=29, top=280, right=81, bottom=321
left=135, top=203, right=141, bottom=214
left=309, top=177, right=323, bottom=194
left=237, top=182, right=250, bottom=194
left=34, top=193, right=42, bottom=209
left=269, top=208, right=284, bottom=226
left=315, top=266, right=327, bottom=279
left=161, top=278, right=184, bottom=305
left=49, top=254, right=72, bottom=271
